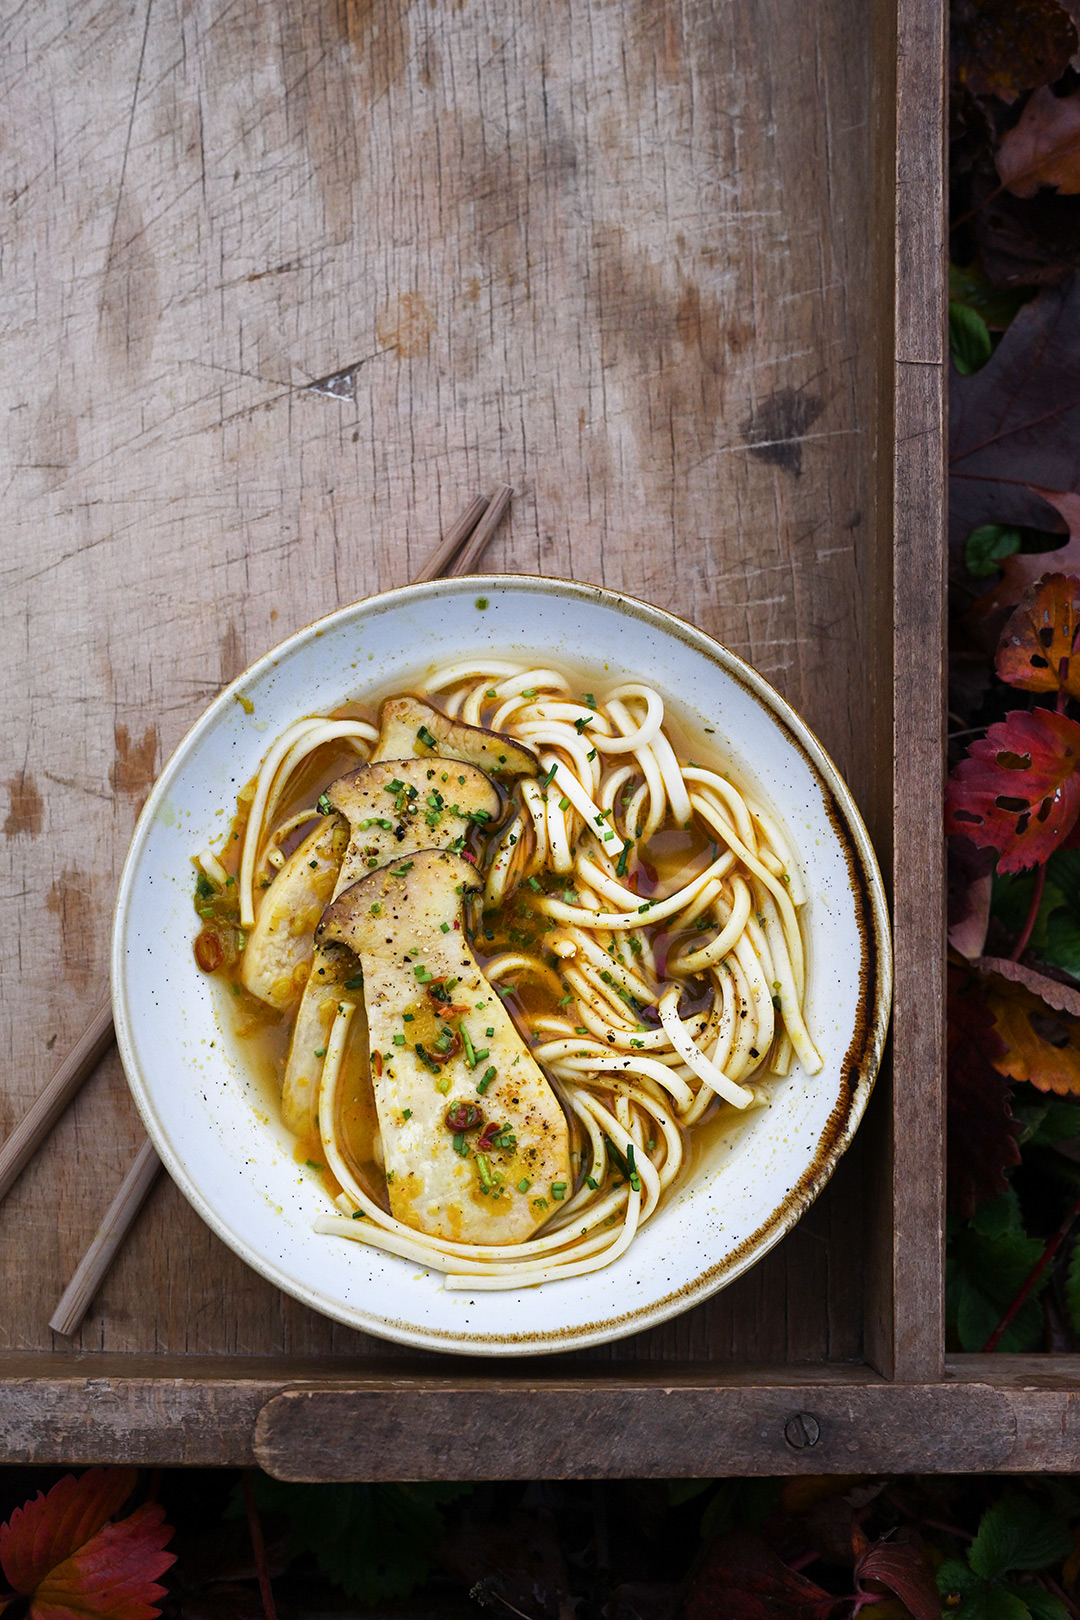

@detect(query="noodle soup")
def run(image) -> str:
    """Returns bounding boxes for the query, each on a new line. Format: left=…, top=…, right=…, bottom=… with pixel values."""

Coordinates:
left=191, top=660, right=820, bottom=1291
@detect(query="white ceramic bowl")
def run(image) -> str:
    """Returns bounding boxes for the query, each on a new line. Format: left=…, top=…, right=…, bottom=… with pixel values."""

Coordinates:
left=112, top=576, right=891, bottom=1356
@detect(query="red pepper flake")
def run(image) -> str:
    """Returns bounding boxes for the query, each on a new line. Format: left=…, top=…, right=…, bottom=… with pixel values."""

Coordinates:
left=445, top=1101, right=484, bottom=1132
left=371, top=1051, right=383, bottom=1077
left=453, top=919, right=461, bottom=930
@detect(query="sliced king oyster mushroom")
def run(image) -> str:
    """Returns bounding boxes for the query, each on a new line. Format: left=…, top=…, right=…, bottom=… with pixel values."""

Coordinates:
left=278, top=759, right=499, bottom=1137
left=371, top=694, right=539, bottom=778
left=241, top=817, right=347, bottom=1008
left=318, top=850, right=570, bottom=1245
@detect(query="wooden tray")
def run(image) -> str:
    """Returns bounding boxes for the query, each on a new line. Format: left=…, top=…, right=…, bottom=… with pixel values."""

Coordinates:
left=5, top=0, right=1054, bottom=1477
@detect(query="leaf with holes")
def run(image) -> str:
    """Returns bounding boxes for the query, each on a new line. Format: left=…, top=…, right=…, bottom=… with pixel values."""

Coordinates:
left=945, top=708, right=1080, bottom=871
left=997, top=575, right=1080, bottom=696
left=987, top=972, right=1080, bottom=1094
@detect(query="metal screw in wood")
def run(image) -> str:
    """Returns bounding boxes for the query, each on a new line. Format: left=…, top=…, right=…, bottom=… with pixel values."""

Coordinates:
left=783, top=1412, right=821, bottom=1450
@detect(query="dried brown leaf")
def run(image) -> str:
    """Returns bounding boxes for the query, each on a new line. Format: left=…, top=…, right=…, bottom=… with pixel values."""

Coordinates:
left=997, top=86, right=1080, bottom=197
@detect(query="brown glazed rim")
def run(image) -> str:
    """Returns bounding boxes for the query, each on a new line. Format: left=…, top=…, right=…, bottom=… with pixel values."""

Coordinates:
left=115, top=572, right=893, bottom=1357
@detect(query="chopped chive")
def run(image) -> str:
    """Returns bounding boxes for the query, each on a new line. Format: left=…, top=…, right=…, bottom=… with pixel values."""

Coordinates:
left=453, top=1132, right=469, bottom=1157
left=586, top=749, right=597, bottom=762
left=551, top=1182, right=567, bottom=1199
left=306, top=1159, right=323, bottom=1170
left=386, top=778, right=404, bottom=792
left=414, top=964, right=433, bottom=982
left=440, top=921, right=451, bottom=932
left=522, top=687, right=538, bottom=697
left=402, top=1108, right=412, bottom=1119
left=616, top=840, right=633, bottom=878
left=403, top=1012, right=414, bottom=1022
left=638, top=903, right=651, bottom=914
left=496, top=985, right=513, bottom=997
left=532, top=1197, right=548, bottom=1210
left=392, top=1034, right=406, bottom=1047
left=485, top=1027, right=495, bottom=1038
left=585, top=1176, right=600, bottom=1191
left=317, top=793, right=333, bottom=815
left=517, top=1177, right=531, bottom=1193
left=539, top=763, right=558, bottom=789
left=558, top=796, right=571, bottom=811
left=477, top=1065, right=497, bottom=1095
left=314, top=1047, right=326, bottom=1058
left=626, top=1143, right=642, bottom=1192
left=461, top=1026, right=477, bottom=1066
left=475, top=597, right=489, bottom=610
left=526, top=876, right=541, bottom=891
left=476, top=1152, right=494, bottom=1190
left=390, top=861, right=414, bottom=876
left=585, top=693, right=596, bottom=708
left=436, top=1075, right=452, bottom=1094
left=558, top=993, right=572, bottom=1006
left=485, top=687, right=497, bottom=698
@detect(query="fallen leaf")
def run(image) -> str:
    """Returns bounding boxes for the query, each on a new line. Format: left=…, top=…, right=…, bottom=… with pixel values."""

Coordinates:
left=945, top=707, right=1080, bottom=870
left=0, top=1469, right=174, bottom=1620
left=948, top=836, right=995, bottom=959
left=951, top=0, right=1078, bottom=102
left=978, top=954, right=1080, bottom=1013
left=997, top=86, right=1080, bottom=197
left=0, top=1469, right=138, bottom=1593
left=950, top=280, right=1080, bottom=547
left=996, top=573, right=1080, bottom=694
left=947, top=964, right=1022, bottom=1216
left=987, top=970, right=1080, bottom=1092
left=970, top=494, right=1080, bottom=620
left=678, top=1531, right=839, bottom=1620
left=33, top=1504, right=175, bottom=1620
left=855, top=1541, right=941, bottom=1620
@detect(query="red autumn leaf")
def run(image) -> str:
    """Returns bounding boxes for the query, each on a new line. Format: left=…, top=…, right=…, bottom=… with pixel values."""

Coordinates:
left=0, top=1469, right=174, bottom=1620
left=944, top=706, right=1080, bottom=870
left=0, top=1470, right=138, bottom=1593
left=996, top=573, right=1080, bottom=696
left=997, top=85, right=1080, bottom=198
left=854, top=1541, right=941, bottom=1620
left=678, top=1531, right=840, bottom=1620
left=947, top=964, right=1021, bottom=1217
left=32, top=1505, right=174, bottom=1620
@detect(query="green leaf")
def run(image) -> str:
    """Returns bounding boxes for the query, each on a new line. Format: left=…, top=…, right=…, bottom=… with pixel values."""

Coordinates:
left=949, top=263, right=1035, bottom=330
left=954, top=1270, right=1045, bottom=1353
left=1066, top=1234, right=1080, bottom=1337
left=241, top=1478, right=472, bottom=1603
left=1016, top=1587, right=1071, bottom=1620
left=1026, top=1099, right=1080, bottom=1146
left=963, top=1590, right=1043, bottom=1620
left=965, top=523, right=1023, bottom=577
left=971, top=1186, right=1024, bottom=1239
left=1041, top=909, right=1080, bottom=977
left=951, top=301, right=993, bottom=375
left=1047, top=849, right=1080, bottom=915
left=970, top=1496, right=1073, bottom=1579
left=938, top=1558, right=978, bottom=1599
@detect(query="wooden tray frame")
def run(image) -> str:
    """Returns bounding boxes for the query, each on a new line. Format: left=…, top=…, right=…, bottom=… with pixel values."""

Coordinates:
left=6, top=0, right=1079, bottom=1479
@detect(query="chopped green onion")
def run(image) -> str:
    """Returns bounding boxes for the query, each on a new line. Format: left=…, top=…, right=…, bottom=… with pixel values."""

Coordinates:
left=317, top=793, right=333, bottom=815
left=392, top=1034, right=406, bottom=1047
left=416, top=725, right=439, bottom=750
left=616, top=841, right=633, bottom=878
left=414, top=964, right=433, bottom=982
left=477, top=1066, right=497, bottom=1095
left=517, top=1178, right=531, bottom=1193
left=551, top=1182, right=567, bottom=1200
left=522, top=687, right=538, bottom=697
left=476, top=1153, right=494, bottom=1190
left=402, top=1109, right=412, bottom=1119
left=453, top=1132, right=468, bottom=1157
left=558, top=796, right=570, bottom=811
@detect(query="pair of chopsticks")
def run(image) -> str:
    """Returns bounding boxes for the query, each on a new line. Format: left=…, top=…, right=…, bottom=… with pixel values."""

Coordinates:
left=0, top=486, right=513, bottom=1338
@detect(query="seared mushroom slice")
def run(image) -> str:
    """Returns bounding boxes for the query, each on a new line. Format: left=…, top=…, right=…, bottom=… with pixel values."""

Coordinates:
left=279, top=761, right=498, bottom=1136
left=327, top=757, right=500, bottom=890
left=372, top=695, right=539, bottom=778
left=319, top=850, right=570, bottom=1245
left=241, top=817, right=347, bottom=1008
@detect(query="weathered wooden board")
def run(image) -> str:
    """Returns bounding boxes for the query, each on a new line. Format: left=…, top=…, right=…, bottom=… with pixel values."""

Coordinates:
left=0, top=0, right=893, bottom=1372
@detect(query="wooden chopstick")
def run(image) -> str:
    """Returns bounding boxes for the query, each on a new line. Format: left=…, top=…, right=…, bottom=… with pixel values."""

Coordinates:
left=49, top=1138, right=161, bottom=1337
left=450, top=483, right=513, bottom=576
left=38, top=486, right=511, bottom=1337
left=0, top=990, right=115, bottom=1205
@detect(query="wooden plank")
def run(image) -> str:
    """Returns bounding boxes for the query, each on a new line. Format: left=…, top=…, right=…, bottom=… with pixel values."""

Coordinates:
left=0, top=0, right=893, bottom=1380
left=866, top=0, right=947, bottom=1383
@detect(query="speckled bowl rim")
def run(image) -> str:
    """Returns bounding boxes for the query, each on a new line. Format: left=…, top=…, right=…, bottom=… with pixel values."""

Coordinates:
left=112, top=573, right=892, bottom=1356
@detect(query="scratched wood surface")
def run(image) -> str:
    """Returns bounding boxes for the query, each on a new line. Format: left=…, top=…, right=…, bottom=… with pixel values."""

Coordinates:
left=0, top=0, right=891, bottom=1365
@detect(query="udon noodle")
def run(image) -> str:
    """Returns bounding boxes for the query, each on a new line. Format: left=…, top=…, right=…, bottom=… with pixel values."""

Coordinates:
left=193, top=662, right=821, bottom=1290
